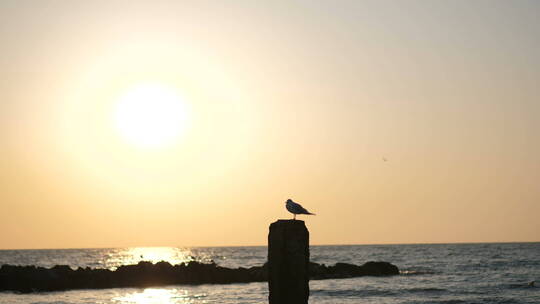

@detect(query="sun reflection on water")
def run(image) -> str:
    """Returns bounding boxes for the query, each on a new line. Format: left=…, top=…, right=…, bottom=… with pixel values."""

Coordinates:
left=113, top=288, right=207, bottom=304
left=126, top=247, right=193, bottom=265
left=104, top=247, right=196, bottom=269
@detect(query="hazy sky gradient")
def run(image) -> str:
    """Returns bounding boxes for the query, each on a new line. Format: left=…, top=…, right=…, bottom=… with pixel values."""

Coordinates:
left=1, top=0, right=539, bottom=249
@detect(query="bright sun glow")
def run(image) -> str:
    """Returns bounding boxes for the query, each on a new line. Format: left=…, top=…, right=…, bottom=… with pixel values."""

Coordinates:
left=113, top=83, right=189, bottom=148
left=114, top=288, right=194, bottom=304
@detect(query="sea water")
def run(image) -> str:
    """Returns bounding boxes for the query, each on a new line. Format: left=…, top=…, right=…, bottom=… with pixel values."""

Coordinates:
left=1, top=243, right=539, bottom=303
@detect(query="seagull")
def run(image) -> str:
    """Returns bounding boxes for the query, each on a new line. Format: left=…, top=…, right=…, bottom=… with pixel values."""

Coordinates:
left=286, top=199, right=315, bottom=220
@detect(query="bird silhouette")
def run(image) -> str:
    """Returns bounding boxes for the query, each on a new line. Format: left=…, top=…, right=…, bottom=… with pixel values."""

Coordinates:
left=285, top=199, right=315, bottom=220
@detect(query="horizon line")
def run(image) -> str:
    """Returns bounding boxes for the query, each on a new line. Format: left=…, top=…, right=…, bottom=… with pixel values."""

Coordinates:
left=1, top=240, right=539, bottom=251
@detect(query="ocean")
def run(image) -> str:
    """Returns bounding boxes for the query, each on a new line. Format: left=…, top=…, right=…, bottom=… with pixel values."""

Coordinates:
left=1, top=243, right=538, bottom=303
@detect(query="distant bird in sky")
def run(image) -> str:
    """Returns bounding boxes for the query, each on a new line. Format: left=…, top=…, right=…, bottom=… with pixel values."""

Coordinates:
left=382, top=157, right=388, bottom=162
left=286, top=199, right=315, bottom=220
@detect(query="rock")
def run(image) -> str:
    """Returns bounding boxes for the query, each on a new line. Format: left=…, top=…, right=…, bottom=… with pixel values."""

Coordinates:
left=361, top=261, right=400, bottom=276
left=0, top=259, right=399, bottom=293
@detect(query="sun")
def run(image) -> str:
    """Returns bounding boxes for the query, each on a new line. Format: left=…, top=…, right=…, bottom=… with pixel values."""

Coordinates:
left=113, top=83, right=189, bottom=148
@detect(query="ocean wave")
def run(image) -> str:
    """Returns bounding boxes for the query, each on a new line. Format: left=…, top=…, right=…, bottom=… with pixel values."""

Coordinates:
left=400, top=269, right=438, bottom=275
left=506, top=282, right=537, bottom=290
left=404, top=287, right=447, bottom=293
left=311, top=286, right=448, bottom=298
left=29, top=302, right=71, bottom=304
left=474, top=297, right=523, bottom=304
left=404, top=300, right=466, bottom=304
left=311, top=288, right=397, bottom=297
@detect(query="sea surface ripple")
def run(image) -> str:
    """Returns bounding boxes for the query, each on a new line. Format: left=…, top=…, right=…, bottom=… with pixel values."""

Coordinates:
left=1, top=243, right=538, bottom=304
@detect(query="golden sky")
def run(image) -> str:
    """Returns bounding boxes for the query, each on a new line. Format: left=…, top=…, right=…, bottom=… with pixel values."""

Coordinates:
left=1, top=0, right=539, bottom=249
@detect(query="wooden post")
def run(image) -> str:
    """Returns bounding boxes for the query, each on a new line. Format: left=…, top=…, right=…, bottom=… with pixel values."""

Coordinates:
left=268, top=219, right=309, bottom=304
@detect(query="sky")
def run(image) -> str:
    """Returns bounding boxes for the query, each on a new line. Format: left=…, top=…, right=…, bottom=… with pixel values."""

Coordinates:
left=1, top=0, right=539, bottom=249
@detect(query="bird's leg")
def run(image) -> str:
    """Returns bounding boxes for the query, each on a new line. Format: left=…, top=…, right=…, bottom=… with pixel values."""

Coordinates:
left=294, top=214, right=296, bottom=220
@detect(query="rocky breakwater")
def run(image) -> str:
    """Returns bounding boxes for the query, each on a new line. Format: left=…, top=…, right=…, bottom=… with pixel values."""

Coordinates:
left=0, top=260, right=399, bottom=293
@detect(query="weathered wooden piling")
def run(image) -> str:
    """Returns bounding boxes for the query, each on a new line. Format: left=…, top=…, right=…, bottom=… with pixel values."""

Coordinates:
left=268, top=219, right=310, bottom=304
